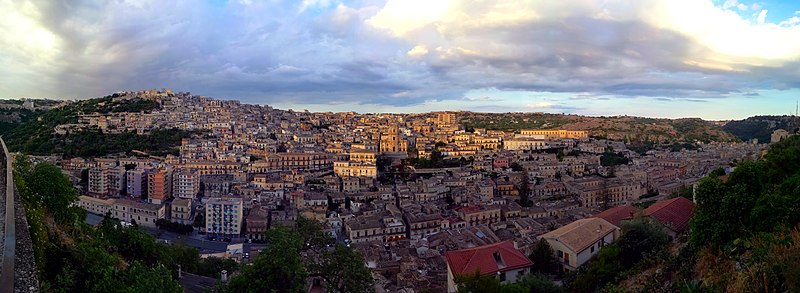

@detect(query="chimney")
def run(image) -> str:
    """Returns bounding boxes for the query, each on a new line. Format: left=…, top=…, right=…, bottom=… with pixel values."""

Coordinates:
left=221, top=270, right=228, bottom=282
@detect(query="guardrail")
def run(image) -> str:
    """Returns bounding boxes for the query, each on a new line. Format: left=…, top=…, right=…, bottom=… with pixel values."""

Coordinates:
left=0, top=137, right=15, bottom=293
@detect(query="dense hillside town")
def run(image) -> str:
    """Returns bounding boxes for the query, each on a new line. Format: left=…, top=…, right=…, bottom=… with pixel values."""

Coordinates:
left=10, top=89, right=772, bottom=292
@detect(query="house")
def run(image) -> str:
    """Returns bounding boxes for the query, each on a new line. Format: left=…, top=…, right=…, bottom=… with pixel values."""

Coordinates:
left=594, top=204, right=637, bottom=227
left=643, top=197, right=695, bottom=239
left=540, top=217, right=619, bottom=271
left=444, top=240, right=533, bottom=293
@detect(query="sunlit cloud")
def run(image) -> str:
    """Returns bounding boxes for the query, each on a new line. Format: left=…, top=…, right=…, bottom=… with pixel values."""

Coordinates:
left=0, top=0, right=798, bottom=119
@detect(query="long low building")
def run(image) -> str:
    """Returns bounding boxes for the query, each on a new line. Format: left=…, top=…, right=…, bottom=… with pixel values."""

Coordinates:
left=78, top=195, right=166, bottom=228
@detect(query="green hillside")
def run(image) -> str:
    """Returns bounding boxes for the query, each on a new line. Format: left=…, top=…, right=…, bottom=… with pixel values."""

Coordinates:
left=0, top=96, right=190, bottom=157
left=722, top=115, right=800, bottom=142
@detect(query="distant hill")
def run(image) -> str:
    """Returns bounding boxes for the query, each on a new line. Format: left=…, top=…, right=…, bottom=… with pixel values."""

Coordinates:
left=722, top=115, right=800, bottom=142
left=460, top=112, right=738, bottom=143
left=0, top=95, right=189, bottom=158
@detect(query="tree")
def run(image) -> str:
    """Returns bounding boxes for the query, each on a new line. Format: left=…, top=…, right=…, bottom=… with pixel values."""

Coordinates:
left=225, top=225, right=307, bottom=293
left=25, top=161, right=83, bottom=224
left=529, top=239, right=557, bottom=275
left=196, top=257, right=239, bottom=278
left=617, top=218, right=668, bottom=267
left=296, top=216, right=334, bottom=249
left=455, top=271, right=501, bottom=293
left=313, top=245, right=374, bottom=293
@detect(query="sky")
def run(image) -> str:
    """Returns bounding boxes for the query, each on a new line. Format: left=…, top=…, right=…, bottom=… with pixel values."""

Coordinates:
left=2, top=0, right=800, bottom=120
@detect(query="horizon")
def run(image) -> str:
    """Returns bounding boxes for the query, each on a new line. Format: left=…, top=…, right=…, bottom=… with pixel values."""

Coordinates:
left=2, top=0, right=800, bottom=120
left=13, top=89, right=795, bottom=121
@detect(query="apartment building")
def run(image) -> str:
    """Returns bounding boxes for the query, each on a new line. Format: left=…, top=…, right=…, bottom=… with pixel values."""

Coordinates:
left=172, top=168, right=200, bottom=199
left=148, top=168, right=172, bottom=204
left=171, top=198, right=193, bottom=225
left=205, top=197, right=244, bottom=236
left=126, top=168, right=149, bottom=199
left=88, top=167, right=108, bottom=196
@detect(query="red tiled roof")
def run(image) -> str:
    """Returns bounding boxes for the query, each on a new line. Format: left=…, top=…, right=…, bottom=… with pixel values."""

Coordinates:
left=444, top=240, right=533, bottom=277
left=644, top=197, right=695, bottom=233
left=594, top=205, right=637, bottom=227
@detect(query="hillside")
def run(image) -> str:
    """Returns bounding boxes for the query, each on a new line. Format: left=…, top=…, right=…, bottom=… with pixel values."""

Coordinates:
left=722, top=115, right=800, bottom=142
left=460, top=112, right=738, bottom=143
left=605, top=134, right=800, bottom=292
left=0, top=96, right=189, bottom=157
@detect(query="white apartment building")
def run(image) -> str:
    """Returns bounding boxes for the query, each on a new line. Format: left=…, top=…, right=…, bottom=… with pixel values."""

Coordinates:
left=205, top=197, right=243, bottom=236
left=172, top=169, right=200, bottom=199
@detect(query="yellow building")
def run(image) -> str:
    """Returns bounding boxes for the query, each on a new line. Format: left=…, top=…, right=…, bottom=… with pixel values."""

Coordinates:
left=334, top=161, right=377, bottom=178
left=519, top=129, right=588, bottom=139
left=380, top=125, right=407, bottom=153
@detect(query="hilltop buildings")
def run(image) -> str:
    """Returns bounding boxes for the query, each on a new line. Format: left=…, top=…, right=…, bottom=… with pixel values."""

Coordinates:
left=65, top=89, right=761, bottom=292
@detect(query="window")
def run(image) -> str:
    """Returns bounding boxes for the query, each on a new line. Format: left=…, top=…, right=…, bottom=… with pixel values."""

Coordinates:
left=498, top=272, right=506, bottom=282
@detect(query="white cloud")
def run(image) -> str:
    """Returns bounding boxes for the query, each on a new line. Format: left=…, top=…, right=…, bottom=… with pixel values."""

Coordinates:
left=406, top=45, right=428, bottom=58
left=366, top=0, right=453, bottom=36
left=780, top=16, right=800, bottom=26
left=369, top=0, right=800, bottom=67
left=757, top=9, right=768, bottom=24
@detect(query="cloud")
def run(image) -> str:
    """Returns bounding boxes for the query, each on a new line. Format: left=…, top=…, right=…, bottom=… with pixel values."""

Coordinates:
left=463, top=96, right=503, bottom=102
left=757, top=9, right=768, bottom=24
left=0, top=0, right=799, bottom=119
left=407, top=45, right=428, bottom=58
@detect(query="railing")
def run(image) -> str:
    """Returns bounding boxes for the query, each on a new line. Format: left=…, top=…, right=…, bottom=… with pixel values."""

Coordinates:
left=0, top=137, right=15, bottom=293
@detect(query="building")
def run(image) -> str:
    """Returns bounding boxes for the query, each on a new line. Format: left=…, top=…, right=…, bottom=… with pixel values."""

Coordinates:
left=333, top=161, right=377, bottom=178
left=88, top=167, right=108, bottom=196
left=112, top=199, right=166, bottom=228
left=78, top=195, right=115, bottom=215
left=106, top=166, right=126, bottom=197
left=594, top=204, right=637, bottom=227
left=540, top=217, right=620, bottom=271
left=126, top=168, right=149, bottom=199
left=436, top=112, right=457, bottom=127
left=148, top=168, right=172, bottom=204
left=566, top=177, right=644, bottom=208
left=344, top=211, right=407, bottom=243
left=519, top=129, right=588, bottom=139
left=78, top=196, right=166, bottom=228
left=173, top=169, right=200, bottom=199
left=205, top=197, right=244, bottom=236
left=455, top=205, right=501, bottom=227
left=403, top=210, right=444, bottom=239
left=503, top=139, right=548, bottom=151
left=643, top=197, right=695, bottom=239
left=379, top=125, right=407, bottom=154
left=772, top=129, right=790, bottom=143
left=444, top=240, right=533, bottom=293
left=171, top=198, right=193, bottom=225
left=246, top=205, right=270, bottom=241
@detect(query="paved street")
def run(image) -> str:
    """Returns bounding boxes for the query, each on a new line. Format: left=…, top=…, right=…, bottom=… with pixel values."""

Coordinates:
left=85, top=213, right=261, bottom=253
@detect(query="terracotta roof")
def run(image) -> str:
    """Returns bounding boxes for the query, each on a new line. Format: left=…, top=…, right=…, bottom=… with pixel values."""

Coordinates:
left=540, top=218, right=618, bottom=254
left=444, top=240, right=533, bottom=277
left=594, top=205, right=637, bottom=227
left=644, top=197, right=695, bottom=233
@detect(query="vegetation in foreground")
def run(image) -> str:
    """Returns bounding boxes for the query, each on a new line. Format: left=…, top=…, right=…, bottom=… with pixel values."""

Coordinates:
left=13, top=155, right=372, bottom=293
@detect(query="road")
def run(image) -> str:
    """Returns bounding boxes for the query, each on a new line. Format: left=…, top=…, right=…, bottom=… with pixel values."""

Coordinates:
left=85, top=213, right=264, bottom=254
